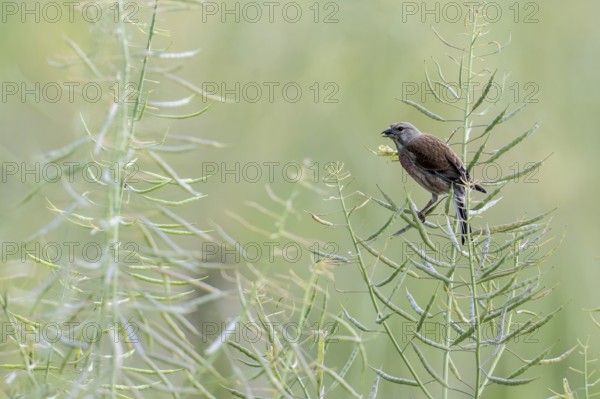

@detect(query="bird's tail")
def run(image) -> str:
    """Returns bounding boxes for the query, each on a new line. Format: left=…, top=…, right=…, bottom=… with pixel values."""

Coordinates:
left=452, top=185, right=470, bottom=245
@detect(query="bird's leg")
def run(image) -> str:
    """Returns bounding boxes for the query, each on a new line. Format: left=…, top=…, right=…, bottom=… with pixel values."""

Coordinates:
left=417, top=194, right=438, bottom=222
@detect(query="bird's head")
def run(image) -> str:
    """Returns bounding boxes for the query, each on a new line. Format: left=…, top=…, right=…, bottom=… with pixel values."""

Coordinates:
left=381, top=122, right=421, bottom=145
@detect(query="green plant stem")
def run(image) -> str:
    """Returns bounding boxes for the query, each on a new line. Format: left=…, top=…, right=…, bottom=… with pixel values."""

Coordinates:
left=443, top=13, right=481, bottom=399
left=466, top=207, right=482, bottom=399
left=465, top=15, right=482, bottom=398
left=336, top=171, right=433, bottom=399
left=461, top=21, right=475, bottom=162
left=105, top=1, right=130, bottom=395
left=583, top=338, right=590, bottom=399
left=131, top=0, right=159, bottom=132
left=98, top=0, right=160, bottom=395
left=478, top=241, right=519, bottom=395
left=441, top=264, right=457, bottom=399
left=280, top=265, right=320, bottom=394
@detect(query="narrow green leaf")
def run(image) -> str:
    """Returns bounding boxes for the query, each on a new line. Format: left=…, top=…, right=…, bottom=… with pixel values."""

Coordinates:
left=471, top=184, right=505, bottom=211
left=500, top=305, right=565, bottom=345
left=482, top=289, right=538, bottom=323
left=64, top=35, right=102, bottom=77
left=369, top=375, right=380, bottom=399
left=411, top=260, right=452, bottom=284
left=148, top=94, right=196, bottom=108
left=371, top=367, right=419, bottom=386
left=225, top=387, right=269, bottom=399
left=149, top=49, right=201, bottom=59
left=562, top=378, right=575, bottom=399
left=477, top=275, right=518, bottom=299
left=424, top=64, right=459, bottom=103
left=127, top=273, right=207, bottom=285
left=150, top=104, right=212, bottom=119
left=377, top=185, right=399, bottom=210
left=399, top=99, right=447, bottom=121
left=412, top=343, right=449, bottom=387
left=487, top=375, right=537, bottom=386
left=501, top=102, right=528, bottom=123
left=493, top=157, right=548, bottom=184
left=156, top=228, right=195, bottom=235
left=423, top=63, right=443, bottom=103
left=482, top=209, right=555, bottom=235
left=373, top=288, right=418, bottom=322
left=437, top=80, right=460, bottom=100
left=142, top=194, right=206, bottom=206
left=320, top=365, right=362, bottom=398
left=506, top=346, right=554, bottom=379
left=171, top=134, right=226, bottom=149
left=432, top=56, right=451, bottom=83
left=374, top=258, right=410, bottom=287
left=407, top=196, right=436, bottom=251
left=339, top=344, right=361, bottom=382
left=479, top=252, right=510, bottom=279
left=317, top=332, right=326, bottom=393
left=469, top=105, right=508, bottom=144
left=406, top=288, right=425, bottom=315
left=358, top=239, right=420, bottom=277
left=416, top=286, right=438, bottom=332
left=40, top=136, right=87, bottom=162
left=467, top=135, right=490, bottom=173
left=451, top=324, right=475, bottom=346
left=307, top=246, right=350, bottom=264
left=26, top=254, right=61, bottom=270
left=487, top=123, right=539, bottom=163
left=365, top=203, right=404, bottom=241
left=471, top=70, right=496, bottom=113
left=165, top=73, right=228, bottom=102
left=414, top=331, right=451, bottom=351
left=537, top=345, right=576, bottom=365
left=0, top=364, right=59, bottom=371
left=458, top=56, right=463, bottom=87
left=449, top=357, right=464, bottom=382
left=298, top=274, right=318, bottom=329
left=358, top=192, right=395, bottom=211
left=405, top=241, right=453, bottom=268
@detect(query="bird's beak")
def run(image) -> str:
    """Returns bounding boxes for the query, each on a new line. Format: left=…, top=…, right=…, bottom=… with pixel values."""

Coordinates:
left=381, top=128, right=393, bottom=137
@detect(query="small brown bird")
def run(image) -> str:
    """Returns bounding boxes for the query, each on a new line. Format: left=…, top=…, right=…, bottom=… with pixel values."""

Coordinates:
left=382, top=122, right=486, bottom=244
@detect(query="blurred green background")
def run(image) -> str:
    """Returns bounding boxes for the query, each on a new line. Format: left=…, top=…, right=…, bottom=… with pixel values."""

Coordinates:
left=1, top=0, right=600, bottom=397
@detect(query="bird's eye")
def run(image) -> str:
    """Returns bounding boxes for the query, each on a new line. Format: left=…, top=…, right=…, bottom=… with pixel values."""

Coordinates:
left=397, top=127, right=404, bottom=132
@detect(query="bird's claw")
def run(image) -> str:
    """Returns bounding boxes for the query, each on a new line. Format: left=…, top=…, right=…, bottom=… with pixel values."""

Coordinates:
left=417, top=212, right=426, bottom=223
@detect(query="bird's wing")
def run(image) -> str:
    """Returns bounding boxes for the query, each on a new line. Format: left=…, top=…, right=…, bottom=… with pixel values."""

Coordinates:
left=405, top=135, right=466, bottom=182
left=444, top=150, right=470, bottom=183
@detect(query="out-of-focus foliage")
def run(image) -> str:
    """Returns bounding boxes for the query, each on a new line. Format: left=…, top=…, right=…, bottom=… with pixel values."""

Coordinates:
left=1, top=1, right=600, bottom=398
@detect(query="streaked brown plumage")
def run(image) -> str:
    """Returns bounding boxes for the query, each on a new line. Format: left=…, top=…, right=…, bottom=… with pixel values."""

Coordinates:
left=382, top=122, right=486, bottom=244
